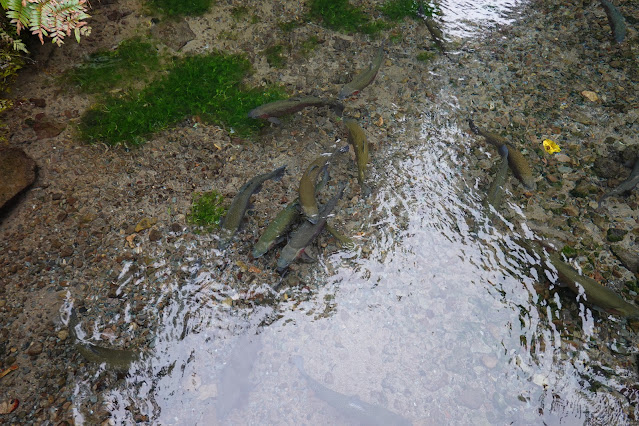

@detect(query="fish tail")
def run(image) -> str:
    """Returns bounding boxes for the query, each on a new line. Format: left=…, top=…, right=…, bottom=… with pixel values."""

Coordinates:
left=271, top=165, right=287, bottom=182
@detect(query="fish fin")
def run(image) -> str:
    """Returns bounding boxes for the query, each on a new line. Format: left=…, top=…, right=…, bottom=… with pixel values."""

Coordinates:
left=272, top=165, right=287, bottom=182
left=268, top=117, right=281, bottom=125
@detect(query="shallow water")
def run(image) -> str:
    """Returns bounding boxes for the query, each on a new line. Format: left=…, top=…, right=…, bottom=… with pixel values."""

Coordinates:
left=68, top=2, right=639, bottom=425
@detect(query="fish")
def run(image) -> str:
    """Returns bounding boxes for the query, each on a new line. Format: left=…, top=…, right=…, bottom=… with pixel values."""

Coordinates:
left=338, top=44, right=384, bottom=100
left=417, top=3, right=450, bottom=59
left=299, top=146, right=348, bottom=224
left=482, top=144, right=510, bottom=215
left=277, top=183, right=346, bottom=273
left=218, top=165, right=287, bottom=250
left=598, top=158, right=639, bottom=207
left=344, top=118, right=371, bottom=196
left=600, top=0, right=627, bottom=43
left=291, top=356, right=412, bottom=426
left=547, top=251, right=639, bottom=318
left=468, top=119, right=536, bottom=190
left=253, top=168, right=330, bottom=258
left=68, top=308, right=139, bottom=371
left=248, top=96, right=344, bottom=124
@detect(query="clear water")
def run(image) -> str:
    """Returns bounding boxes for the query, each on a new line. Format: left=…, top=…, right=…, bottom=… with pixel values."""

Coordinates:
left=69, top=1, right=639, bottom=425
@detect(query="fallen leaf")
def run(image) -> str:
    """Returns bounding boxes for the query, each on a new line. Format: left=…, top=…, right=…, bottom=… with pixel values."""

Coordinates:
left=375, top=115, right=384, bottom=127
left=125, top=234, right=136, bottom=248
left=135, top=217, right=157, bottom=233
left=0, top=365, right=17, bottom=379
left=0, top=399, right=19, bottom=414
left=543, top=139, right=561, bottom=154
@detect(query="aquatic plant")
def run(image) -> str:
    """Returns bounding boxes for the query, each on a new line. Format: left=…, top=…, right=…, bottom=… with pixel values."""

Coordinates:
left=416, top=51, right=435, bottom=62
left=379, top=0, right=437, bottom=21
left=308, top=0, right=386, bottom=34
left=147, top=0, right=213, bottom=17
left=188, top=190, right=226, bottom=231
left=78, top=53, right=285, bottom=145
left=62, top=38, right=160, bottom=93
left=0, top=0, right=91, bottom=46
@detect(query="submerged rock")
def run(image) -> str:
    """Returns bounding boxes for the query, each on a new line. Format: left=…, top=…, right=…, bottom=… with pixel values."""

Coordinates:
left=0, top=148, right=37, bottom=210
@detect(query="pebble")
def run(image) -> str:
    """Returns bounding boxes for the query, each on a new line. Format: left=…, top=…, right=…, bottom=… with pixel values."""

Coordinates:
left=58, top=330, right=69, bottom=341
left=26, top=342, right=43, bottom=356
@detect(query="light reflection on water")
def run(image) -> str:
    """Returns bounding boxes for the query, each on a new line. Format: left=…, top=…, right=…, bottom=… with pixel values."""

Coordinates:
left=437, top=0, right=523, bottom=38
left=72, top=103, right=637, bottom=425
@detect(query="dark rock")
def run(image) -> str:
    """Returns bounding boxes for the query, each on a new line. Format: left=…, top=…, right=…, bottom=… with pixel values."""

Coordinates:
left=29, top=98, right=46, bottom=108
left=170, top=223, right=183, bottom=233
left=611, top=245, right=639, bottom=273
left=150, top=19, right=195, bottom=51
left=607, top=228, right=628, bottom=242
left=26, top=342, right=43, bottom=356
left=59, top=246, right=74, bottom=257
left=0, top=147, right=37, bottom=209
left=149, top=228, right=162, bottom=242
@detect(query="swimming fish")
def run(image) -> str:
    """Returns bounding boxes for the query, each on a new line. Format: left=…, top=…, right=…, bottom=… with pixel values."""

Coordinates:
left=469, top=119, right=536, bottom=190
left=482, top=144, right=510, bottom=215
left=600, top=0, right=626, bottom=43
left=417, top=3, right=450, bottom=59
left=248, top=96, right=344, bottom=124
left=253, top=168, right=330, bottom=258
left=299, top=146, right=348, bottom=224
left=218, top=165, right=286, bottom=250
left=598, top=158, right=639, bottom=207
left=277, top=183, right=346, bottom=273
left=68, top=308, right=139, bottom=371
left=344, top=118, right=371, bottom=196
left=338, top=44, right=384, bottom=100
left=291, top=355, right=412, bottom=426
left=326, top=223, right=356, bottom=250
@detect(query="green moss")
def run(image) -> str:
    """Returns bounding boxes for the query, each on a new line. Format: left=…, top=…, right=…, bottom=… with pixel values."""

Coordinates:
left=62, top=38, right=160, bottom=93
left=561, top=245, right=577, bottom=258
left=231, top=6, right=249, bottom=20
left=308, top=0, right=386, bottom=34
left=264, top=44, right=287, bottom=68
left=416, top=51, right=435, bottom=62
left=79, top=53, right=286, bottom=146
left=299, top=36, right=320, bottom=56
left=188, top=191, right=226, bottom=231
left=147, top=0, right=214, bottom=16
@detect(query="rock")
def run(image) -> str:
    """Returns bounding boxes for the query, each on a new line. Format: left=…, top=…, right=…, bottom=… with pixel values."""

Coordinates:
left=555, top=153, right=571, bottom=163
left=611, top=245, right=639, bottom=273
left=149, top=228, right=162, bottom=242
left=581, top=90, right=598, bottom=102
left=26, top=342, right=43, bottom=356
left=0, top=148, right=37, bottom=209
left=31, top=114, right=66, bottom=139
left=57, top=330, right=69, bottom=341
left=458, top=386, right=484, bottom=409
left=29, top=98, right=46, bottom=108
left=135, top=217, right=157, bottom=232
left=59, top=246, right=74, bottom=257
left=607, top=228, right=628, bottom=242
left=150, top=19, right=195, bottom=51
left=563, top=205, right=579, bottom=216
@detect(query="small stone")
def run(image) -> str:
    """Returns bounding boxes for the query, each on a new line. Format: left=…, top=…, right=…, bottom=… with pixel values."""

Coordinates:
left=59, top=246, right=74, bottom=257
left=563, top=205, right=579, bottom=216
left=29, top=98, right=46, bottom=108
left=170, top=223, right=183, bottom=233
left=149, top=228, right=162, bottom=242
left=611, top=245, right=639, bottom=272
left=554, top=153, right=571, bottom=163
left=135, top=217, right=157, bottom=233
left=546, top=174, right=559, bottom=183
left=26, top=342, right=43, bottom=356
left=581, top=90, right=598, bottom=102
left=57, top=330, right=68, bottom=341
left=607, top=228, right=628, bottom=243
left=481, top=354, right=498, bottom=369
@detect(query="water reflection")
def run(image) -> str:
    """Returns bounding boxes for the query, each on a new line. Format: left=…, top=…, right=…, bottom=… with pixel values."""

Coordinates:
left=71, top=102, right=638, bottom=424
left=437, top=0, right=523, bottom=38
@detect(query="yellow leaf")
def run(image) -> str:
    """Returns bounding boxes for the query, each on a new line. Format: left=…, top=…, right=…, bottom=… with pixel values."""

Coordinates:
left=543, top=139, right=561, bottom=154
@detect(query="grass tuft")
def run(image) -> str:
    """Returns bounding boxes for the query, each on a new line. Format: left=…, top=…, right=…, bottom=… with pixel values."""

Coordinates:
left=308, top=0, right=386, bottom=34
left=79, top=53, right=285, bottom=146
left=188, top=191, right=226, bottom=231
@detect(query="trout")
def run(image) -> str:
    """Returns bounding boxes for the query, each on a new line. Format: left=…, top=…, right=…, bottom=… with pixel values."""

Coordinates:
left=326, top=223, right=356, bottom=250
left=253, top=168, right=330, bottom=258
left=277, top=183, right=346, bottom=272
left=291, top=356, right=412, bottom=426
left=469, top=119, right=536, bottom=190
left=598, top=158, right=639, bottom=207
left=600, top=0, right=626, bottom=43
left=344, top=118, right=371, bottom=196
left=482, top=144, right=510, bottom=214
left=338, top=44, right=384, bottom=100
left=417, top=3, right=450, bottom=59
left=299, top=146, right=348, bottom=224
left=218, top=165, right=287, bottom=250
left=248, top=96, right=344, bottom=124
left=68, top=308, right=139, bottom=371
